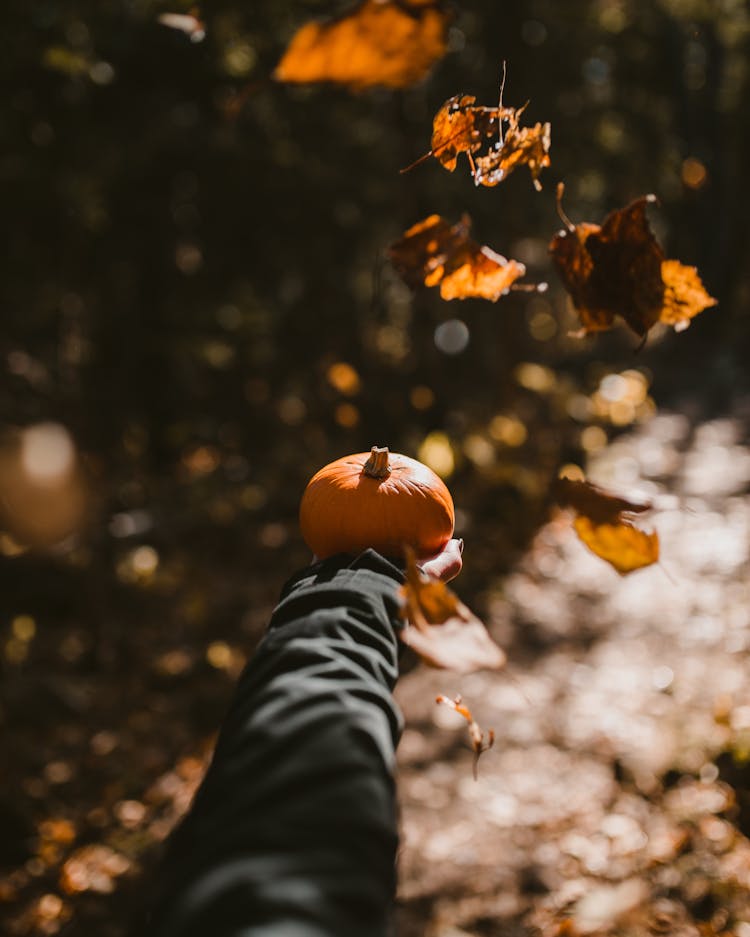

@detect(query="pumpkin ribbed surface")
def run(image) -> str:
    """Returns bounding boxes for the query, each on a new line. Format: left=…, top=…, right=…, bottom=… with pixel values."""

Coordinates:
left=299, top=446, right=454, bottom=560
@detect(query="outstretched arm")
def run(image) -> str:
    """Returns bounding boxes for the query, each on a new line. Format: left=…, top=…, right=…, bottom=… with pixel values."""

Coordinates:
left=144, top=549, right=407, bottom=937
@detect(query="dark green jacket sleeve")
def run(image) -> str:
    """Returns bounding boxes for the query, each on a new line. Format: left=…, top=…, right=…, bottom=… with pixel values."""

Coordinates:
left=144, top=550, right=405, bottom=937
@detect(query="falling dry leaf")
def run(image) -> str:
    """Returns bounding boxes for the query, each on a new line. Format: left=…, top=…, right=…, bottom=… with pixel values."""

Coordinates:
left=473, top=105, right=551, bottom=191
left=388, top=214, right=533, bottom=301
left=273, top=0, right=449, bottom=91
left=404, top=76, right=551, bottom=189
left=399, top=546, right=506, bottom=672
left=552, top=476, right=659, bottom=574
left=436, top=693, right=495, bottom=778
left=553, top=476, right=651, bottom=524
left=659, top=258, right=718, bottom=332
left=572, top=516, right=659, bottom=576
left=549, top=184, right=717, bottom=339
left=429, top=94, right=514, bottom=172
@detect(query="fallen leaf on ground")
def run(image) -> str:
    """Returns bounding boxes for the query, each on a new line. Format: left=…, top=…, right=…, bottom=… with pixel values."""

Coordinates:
left=549, top=184, right=716, bottom=339
left=273, top=0, right=449, bottom=91
left=552, top=476, right=659, bottom=574
left=436, top=693, right=495, bottom=778
left=399, top=546, right=506, bottom=672
left=388, top=214, right=534, bottom=301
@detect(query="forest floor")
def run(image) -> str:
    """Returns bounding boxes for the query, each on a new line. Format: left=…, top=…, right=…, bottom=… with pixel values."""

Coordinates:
left=395, top=395, right=750, bottom=937
left=4, top=393, right=750, bottom=937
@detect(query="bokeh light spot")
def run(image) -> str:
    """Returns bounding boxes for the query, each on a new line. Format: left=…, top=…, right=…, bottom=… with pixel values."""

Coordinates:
left=89, top=61, right=115, bottom=85
left=174, top=242, right=203, bottom=275
left=599, top=373, right=629, bottom=402
left=223, top=41, right=257, bottom=77
left=335, top=402, right=360, bottom=428
left=581, top=425, right=608, bottom=452
left=326, top=361, right=361, bottom=395
left=277, top=395, right=307, bottom=425
left=21, top=423, right=75, bottom=484
left=463, top=434, right=495, bottom=467
left=418, top=432, right=455, bottom=478
left=131, top=545, right=159, bottom=578
left=682, top=157, right=708, bottom=189
left=529, top=310, right=557, bottom=341
left=488, top=415, right=528, bottom=447
left=206, top=641, right=233, bottom=670
left=12, top=614, right=36, bottom=642
left=410, top=385, right=435, bottom=410
left=515, top=362, right=556, bottom=393
left=434, top=319, right=469, bottom=355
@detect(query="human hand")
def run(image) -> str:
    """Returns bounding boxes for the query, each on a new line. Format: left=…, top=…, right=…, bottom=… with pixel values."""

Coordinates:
left=310, top=539, right=464, bottom=581
left=416, top=537, right=463, bottom=582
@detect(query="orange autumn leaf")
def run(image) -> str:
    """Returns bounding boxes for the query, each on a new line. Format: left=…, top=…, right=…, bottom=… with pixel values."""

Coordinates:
left=552, top=476, right=659, bottom=575
left=473, top=107, right=551, bottom=191
left=549, top=185, right=716, bottom=339
left=440, top=246, right=527, bottom=301
left=405, top=78, right=551, bottom=189
left=388, top=214, right=530, bottom=301
left=573, top=515, right=659, bottom=576
left=660, top=258, right=718, bottom=332
left=429, top=94, right=514, bottom=172
left=273, top=0, right=449, bottom=91
left=399, top=546, right=506, bottom=673
left=436, top=693, right=495, bottom=779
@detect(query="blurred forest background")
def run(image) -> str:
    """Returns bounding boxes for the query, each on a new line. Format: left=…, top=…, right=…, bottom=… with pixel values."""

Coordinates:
left=1, top=1, right=750, bottom=934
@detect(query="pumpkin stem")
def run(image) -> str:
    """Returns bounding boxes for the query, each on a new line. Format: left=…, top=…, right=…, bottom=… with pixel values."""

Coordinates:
left=363, top=446, right=391, bottom=479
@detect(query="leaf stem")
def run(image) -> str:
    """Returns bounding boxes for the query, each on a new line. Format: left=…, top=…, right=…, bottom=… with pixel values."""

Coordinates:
left=555, top=182, right=576, bottom=232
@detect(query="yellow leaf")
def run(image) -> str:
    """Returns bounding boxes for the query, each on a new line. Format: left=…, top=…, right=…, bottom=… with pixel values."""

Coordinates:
left=659, top=258, right=717, bottom=332
left=573, top=515, right=659, bottom=575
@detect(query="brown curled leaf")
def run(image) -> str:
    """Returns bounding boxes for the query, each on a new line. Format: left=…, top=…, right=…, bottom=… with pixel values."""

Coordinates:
left=552, top=476, right=651, bottom=525
left=549, top=185, right=716, bottom=339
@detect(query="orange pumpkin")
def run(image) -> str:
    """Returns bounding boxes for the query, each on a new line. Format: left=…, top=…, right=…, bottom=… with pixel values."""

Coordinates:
left=299, top=445, right=455, bottom=560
